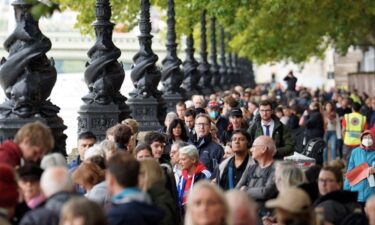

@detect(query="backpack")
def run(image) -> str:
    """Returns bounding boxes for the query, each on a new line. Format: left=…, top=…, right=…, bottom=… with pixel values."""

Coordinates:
left=302, top=138, right=325, bottom=165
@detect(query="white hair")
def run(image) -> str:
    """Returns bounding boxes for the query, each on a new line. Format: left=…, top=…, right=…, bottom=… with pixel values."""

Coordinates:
left=185, top=100, right=194, bottom=109
left=84, top=144, right=105, bottom=160
left=226, top=190, right=257, bottom=225
left=41, top=167, right=73, bottom=197
left=179, top=145, right=199, bottom=161
left=40, top=153, right=67, bottom=170
left=99, top=140, right=118, bottom=155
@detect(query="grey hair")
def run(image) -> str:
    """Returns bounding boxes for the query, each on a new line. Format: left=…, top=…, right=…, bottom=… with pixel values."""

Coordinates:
left=276, top=163, right=306, bottom=191
left=99, top=140, right=118, bottom=155
left=179, top=144, right=199, bottom=161
left=84, top=144, right=105, bottom=160
left=41, top=167, right=73, bottom=197
left=41, top=153, right=67, bottom=170
left=165, top=112, right=178, bottom=121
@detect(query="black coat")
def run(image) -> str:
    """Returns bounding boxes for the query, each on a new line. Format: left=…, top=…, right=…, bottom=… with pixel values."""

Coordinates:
left=19, top=192, right=75, bottom=225
left=303, top=109, right=324, bottom=143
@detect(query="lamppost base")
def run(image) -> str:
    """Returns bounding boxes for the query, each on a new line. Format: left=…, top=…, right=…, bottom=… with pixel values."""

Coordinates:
left=127, top=96, right=163, bottom=131
left=78, top=103, right=129, bottom=141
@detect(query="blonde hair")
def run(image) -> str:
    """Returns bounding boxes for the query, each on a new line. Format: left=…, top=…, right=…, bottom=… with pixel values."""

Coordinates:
left=139, top=159, right=163, bottom=191
left=185, top=181, right=232, bottom=225
left=14, top=121, right=54, bottom=153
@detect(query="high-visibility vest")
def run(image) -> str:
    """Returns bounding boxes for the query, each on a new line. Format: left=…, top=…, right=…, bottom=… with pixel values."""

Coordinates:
left=344, top=112, right=366, bottom=146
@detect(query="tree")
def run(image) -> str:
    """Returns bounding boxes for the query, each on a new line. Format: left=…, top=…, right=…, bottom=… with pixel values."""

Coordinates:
left=28, top=0, right=375, bottom=64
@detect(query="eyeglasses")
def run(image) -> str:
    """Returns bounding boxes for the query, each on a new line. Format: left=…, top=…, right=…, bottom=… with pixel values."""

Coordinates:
left=195, top=123, right=209, bottom=127
left=260, top=109, right=272, bottom=113
left=318, top=178, right=336, bottom=184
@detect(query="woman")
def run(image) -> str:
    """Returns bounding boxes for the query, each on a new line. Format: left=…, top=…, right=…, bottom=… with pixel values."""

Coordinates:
left=72, top=162, right=109, bottom=205
left=185, top=181, right=232, bottom=225
left=177, top=145, right=211, bottom=213
left=17, top=164, right=45, bottom=209
left=344, top=130, right=375, bottom=204
left=134, top=143, right=153, bottom=160
left=139, top=159, right=181, bottom=225
left=274, top=162, right=306, bottom=192
left=165, top=119, right=189, bottom=155
left=59, top=197, right=107, bottom=225
left=323, top=101, right=341, bottom=162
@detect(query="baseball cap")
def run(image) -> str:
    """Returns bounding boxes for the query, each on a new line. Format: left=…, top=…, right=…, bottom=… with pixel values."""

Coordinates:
left=229, top=108, right=243, bottom=117
left=208, top=101, right=221, bottom=108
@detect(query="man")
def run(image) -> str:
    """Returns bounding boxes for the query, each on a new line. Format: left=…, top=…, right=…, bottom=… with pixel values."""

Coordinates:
left=0, top=121, right=54, bottom=167
left=191, top=114, right=224, bottom=172
left=216, top=129, right=254, bottom=190
left=106, top=152, right=163, bottom=225
left=283, top=70, right=297, bottom=102
left=20, top=167, right=75, bottom=225
left=221, top=108, right=247, bottom=145
left=68, top=131, right=96, bottom=172
left=207, top=100, right=229, bottom=141
left=241, top=135, right=278, bottom=221
left=247, top=99, right=294, bottom=159
left=283, top=105, right=299, bottom=131
left=144, top=131, right=168, bottom=163
left=226, top=190, right=257, bottom=225
left=184, top=109, right=196, bottom=141
left=192, top=95, right=205, bottom=109
left=112, top=124, right=133, bottom=152
left=342, top=102, right=367, bottom=160
left=176, top=101, right=186, bottom=120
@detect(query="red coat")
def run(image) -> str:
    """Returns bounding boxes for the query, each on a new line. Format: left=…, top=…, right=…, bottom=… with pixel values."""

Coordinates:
left=0, top=140, right=23, bottom=167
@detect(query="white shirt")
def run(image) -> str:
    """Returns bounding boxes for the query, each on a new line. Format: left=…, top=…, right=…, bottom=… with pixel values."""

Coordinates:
left=261, top=119, right=275, bottom=136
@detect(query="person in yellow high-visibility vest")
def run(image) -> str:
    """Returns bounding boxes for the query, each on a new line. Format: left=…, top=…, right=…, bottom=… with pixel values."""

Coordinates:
left=342, top=102, right=368, bottom=161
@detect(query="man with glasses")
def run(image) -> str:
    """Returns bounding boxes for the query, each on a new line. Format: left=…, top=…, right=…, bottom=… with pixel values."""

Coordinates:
left=191, top=114, right=224, bottom=173
left=247, top=99, right=294, bottom=159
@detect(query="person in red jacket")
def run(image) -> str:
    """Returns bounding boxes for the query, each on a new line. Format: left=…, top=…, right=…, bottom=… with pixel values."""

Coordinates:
left=0, top=121, right=54, bottom=167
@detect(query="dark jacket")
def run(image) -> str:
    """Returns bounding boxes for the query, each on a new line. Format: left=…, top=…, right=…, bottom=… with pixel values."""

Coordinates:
left=247, top=116, right=294, bottom=159
left=313, top=190, right=362, bottom=225
left=190, top=136, right=224, bottom=172
left=287, top=113, right=300, bottom=130
left=19, top=192, right=75, bottom=225
left=283, top=75, right=297, bottom=91
left=147, top=183, right=181, bottom=225
left=303, top=109, right=324, bottom=142
left=215, top=116, right=229, bottom=141
left=107, top=189, right=163, bottom=225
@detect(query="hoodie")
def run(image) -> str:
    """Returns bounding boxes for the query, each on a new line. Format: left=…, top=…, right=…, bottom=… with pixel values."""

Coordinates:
left=344, top=130, right=375, bottom=202
left=177, top=162, right=211, bottom=208
left=0, top=140, right=23, bottom=167
left=107, top=187, right=163, bottom=225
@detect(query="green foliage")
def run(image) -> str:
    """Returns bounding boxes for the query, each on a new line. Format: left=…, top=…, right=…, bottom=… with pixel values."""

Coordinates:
left=34, top=0, right=375, bottom=64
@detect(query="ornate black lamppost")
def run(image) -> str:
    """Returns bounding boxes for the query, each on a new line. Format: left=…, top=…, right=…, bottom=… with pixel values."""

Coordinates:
left=127, top=0, right=165, bottom=131
left=198, top=10, right=213, bottom=96
left=161, top=0, right=185, bottom=112
left=78, top=0, right=130, bottom=140
left=0, top=0, right=67, bottom=155
left=227, top=52, right=234, bottom=89
left=219, top=25, right=228, bottom=91
left=209, top=17, right=220, bottom=92
left=233, top=53, right=239, bottom=87
left=182, top=29, right=202, bottom=97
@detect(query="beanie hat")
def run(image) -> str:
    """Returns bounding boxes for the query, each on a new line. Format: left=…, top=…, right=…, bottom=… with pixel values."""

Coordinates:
left=0, top=163, right=19, bottom=208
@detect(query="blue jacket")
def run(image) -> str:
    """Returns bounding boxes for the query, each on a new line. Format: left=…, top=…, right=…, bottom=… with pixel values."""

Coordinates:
left=107, top=188, right=163, bottom=225
left=190, top=136, right=224, bottom=173
left=344, top=146, right=375, bottom=202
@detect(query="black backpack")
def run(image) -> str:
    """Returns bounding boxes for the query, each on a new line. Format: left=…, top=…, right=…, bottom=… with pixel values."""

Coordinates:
left=302, top=137, right=325, bottom=165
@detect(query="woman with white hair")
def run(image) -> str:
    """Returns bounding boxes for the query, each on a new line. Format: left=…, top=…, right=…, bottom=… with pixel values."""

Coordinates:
left=185, top=181, right=232, bottom=225
left=177, top=145, right=211, bottom=214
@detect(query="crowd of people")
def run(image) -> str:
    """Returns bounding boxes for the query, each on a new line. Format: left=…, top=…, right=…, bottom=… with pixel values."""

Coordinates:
left=2, top=72, right=375, bottom=225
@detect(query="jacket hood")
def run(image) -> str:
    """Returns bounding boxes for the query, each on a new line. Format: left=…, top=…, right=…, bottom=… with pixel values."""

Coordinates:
left=360, top=130, right=375, bottom=149
left=182, top=162, right=207, bottom=179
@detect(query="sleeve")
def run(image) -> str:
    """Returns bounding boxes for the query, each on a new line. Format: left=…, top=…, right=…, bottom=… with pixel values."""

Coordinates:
left=246, top=170, right=277, bottom=201
left=275, top=125, right=295, bottom=158
left=344, top=150, right=356, bottom=190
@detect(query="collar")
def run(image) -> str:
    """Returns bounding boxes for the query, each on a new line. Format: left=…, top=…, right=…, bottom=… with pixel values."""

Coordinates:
left=112, top=187, right=141, bottom=203
left=261, top=119, right=274, bottom=126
